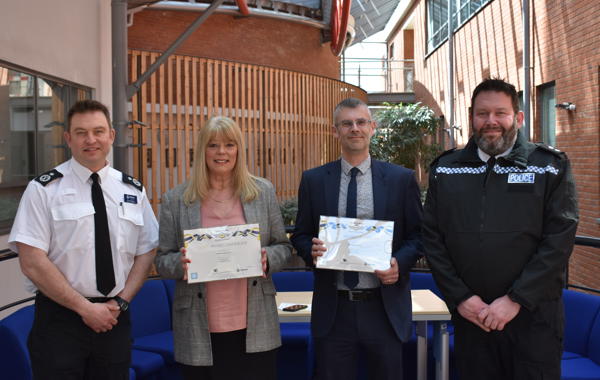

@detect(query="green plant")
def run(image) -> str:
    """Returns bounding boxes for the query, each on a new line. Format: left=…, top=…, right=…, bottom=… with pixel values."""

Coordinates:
left=370, top=102, right=442, bottom=171
left=279, top=197, right=298, bottom=226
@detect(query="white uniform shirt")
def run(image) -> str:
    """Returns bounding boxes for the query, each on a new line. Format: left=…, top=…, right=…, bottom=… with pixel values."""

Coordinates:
left=477, top=146, right=514, bottom=162
left=9, top=158, right=159, bottom=297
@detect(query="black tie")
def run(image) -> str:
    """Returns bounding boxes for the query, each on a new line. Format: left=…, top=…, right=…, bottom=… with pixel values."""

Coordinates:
left=487, top=156, right=496, bottom=172
left=91, top=173, right=115, bottom=296
left=484, top=156, right=496, bottom=182
left=344, top=167, right=359, bottom=289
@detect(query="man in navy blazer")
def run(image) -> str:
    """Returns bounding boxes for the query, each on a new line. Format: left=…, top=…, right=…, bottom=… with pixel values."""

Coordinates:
left=291, top=98, right=423, bottom=379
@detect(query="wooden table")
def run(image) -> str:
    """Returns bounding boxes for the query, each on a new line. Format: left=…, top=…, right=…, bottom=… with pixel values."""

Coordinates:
left=277, top=289, right=451, bottom=380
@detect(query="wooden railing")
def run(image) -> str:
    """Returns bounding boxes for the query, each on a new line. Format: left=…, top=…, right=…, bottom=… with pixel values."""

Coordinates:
left=129, top=49, right=367, bottom=210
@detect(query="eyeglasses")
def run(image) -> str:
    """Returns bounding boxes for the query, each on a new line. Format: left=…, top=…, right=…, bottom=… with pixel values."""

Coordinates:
left=336, top=118, right=372, bottom=129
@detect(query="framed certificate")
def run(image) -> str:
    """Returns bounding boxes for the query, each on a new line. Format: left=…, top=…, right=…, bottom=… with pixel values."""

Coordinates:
left=316, top=216, right=394, bottom=272
left=183, top=223, right=263, bottom=283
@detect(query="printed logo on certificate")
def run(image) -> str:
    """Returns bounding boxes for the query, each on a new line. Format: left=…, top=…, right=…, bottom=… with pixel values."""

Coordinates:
left=183, top=223, right=263, bottom=283
left=317, top=216, right=394, bottom=272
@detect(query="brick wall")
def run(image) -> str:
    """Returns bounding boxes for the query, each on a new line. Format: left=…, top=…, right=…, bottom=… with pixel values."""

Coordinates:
left=389, top=0, right=600, bottom=291
left=128, top=9, right=339, bottom=79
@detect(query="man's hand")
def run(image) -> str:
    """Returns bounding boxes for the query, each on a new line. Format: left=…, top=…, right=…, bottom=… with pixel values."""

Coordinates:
left=374, top=257, right=399, bottom=285
left=180, top=248, right=190, bottom=281
left=479, top=295, right=521, bottom=331
left=79, top=302, right=119, bottom=333
left=106, top=299, right=122, bottom=320
left=311, top=238, right=327, bottom=266
left=457, top=295, right=491, bottom=332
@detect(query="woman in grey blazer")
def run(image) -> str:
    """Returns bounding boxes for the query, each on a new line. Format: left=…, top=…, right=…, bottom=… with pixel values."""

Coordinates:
left=155, top=116, right=292, bottom=380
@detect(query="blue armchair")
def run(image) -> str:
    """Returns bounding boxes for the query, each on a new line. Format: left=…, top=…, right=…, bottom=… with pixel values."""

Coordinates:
left=0, top=304, right=34, bottom=380
left=562, top=289, right=600, bottom=380
left=129, top=278, right=181, bottom=379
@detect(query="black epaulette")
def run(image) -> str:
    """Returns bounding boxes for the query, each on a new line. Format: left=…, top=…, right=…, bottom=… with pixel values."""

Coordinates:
left=122, top=173, right=143, bottom=191
left=430, top=148, right=456, bottom=168
left=534, top=142, right=565, bottom=158
left=34, top=169, right=63, bottom=186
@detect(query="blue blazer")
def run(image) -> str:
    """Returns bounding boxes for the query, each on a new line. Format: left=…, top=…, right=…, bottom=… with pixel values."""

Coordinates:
left=291, top=159, right=423, bottom=341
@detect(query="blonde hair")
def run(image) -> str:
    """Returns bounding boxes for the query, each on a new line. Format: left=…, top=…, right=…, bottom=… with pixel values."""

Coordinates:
left=183, top=116, right=259, bottom=205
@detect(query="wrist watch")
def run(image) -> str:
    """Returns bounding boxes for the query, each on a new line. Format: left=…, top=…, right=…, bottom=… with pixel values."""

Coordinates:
left=113, top=296, right=129, bottom=312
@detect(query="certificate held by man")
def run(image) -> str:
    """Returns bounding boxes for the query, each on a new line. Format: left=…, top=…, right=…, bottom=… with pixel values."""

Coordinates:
left=317, top=216, right=394, bottom=272
left=184, top=223, right=263, bottom=283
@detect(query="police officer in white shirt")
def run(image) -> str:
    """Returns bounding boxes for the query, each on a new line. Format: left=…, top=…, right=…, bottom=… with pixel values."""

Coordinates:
left=8, top=99, right=159, bottom=380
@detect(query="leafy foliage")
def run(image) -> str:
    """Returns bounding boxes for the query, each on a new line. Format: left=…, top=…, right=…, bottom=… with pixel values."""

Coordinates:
left=370, top=102, right=442, bottom=171
left=279, top=197, right=298, bottom=226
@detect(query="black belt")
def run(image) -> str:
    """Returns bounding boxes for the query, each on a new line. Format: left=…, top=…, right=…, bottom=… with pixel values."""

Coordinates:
left=87, top=297, right=113, bottom=303
left=37, top=292, right=112, bottom=303
left=337, top=288, right=380, bottom=302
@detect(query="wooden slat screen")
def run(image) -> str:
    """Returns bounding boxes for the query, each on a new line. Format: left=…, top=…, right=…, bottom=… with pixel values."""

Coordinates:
left=129, top=49, right=367, bottom=211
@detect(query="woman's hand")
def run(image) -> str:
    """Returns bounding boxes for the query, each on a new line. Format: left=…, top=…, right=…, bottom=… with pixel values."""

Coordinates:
left=261, top=248, right=269, bottom=278
left=180, top=248, right=191, bottom=281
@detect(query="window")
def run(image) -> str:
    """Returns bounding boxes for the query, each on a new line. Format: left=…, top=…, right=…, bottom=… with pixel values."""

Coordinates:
left=427, top=0, right=492, bottom=53
left=538, top=82, right=556, bottom=147
left=427, top=0, right=448, bottom=52
left=0, top=64, right=90, bottom=234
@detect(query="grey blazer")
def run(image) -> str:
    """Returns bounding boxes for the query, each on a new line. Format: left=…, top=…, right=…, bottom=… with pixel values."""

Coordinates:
left=155, top=177, right=292, bottom=366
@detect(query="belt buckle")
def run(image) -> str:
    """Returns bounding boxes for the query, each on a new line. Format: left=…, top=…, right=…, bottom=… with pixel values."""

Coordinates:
left=348, top=290, right=363, bottom=301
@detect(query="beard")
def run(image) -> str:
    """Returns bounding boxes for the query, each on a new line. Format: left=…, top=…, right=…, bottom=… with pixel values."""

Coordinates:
left=474, top=120, right=519, bottom=156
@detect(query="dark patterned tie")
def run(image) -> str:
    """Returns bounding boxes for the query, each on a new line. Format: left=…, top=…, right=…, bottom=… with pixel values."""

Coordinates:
left=484, top=156, right=496, bottom=182
left=91, top=173, right=115, bottom=296
left=344, top=167, right=359, bottom=289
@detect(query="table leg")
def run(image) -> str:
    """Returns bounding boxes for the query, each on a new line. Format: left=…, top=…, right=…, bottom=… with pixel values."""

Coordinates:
left=433, top=321, right=449, bottom=380
left=416, top=321, right=428, bottom=380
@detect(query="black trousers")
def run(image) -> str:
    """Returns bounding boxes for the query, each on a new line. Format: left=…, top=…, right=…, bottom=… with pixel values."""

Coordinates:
left=179, top=329, right=278, bottom=380
left=454, top=298, right=564, bottom=380
left=28, top=293, right=131, bottom=380
left=313, top=290, right=404, bottom=380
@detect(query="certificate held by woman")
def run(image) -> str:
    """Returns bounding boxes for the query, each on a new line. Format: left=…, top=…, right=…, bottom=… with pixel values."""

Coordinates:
left=184, top=223, right=263, bottom=283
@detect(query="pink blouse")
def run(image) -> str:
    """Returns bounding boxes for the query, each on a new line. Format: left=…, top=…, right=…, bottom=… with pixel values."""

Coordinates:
left=201, top=199, right=249, bottom=333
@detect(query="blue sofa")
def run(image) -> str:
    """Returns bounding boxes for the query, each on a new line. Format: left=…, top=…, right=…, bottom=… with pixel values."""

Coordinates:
left=0, top=279, right=181, bottom=380
left=3, top=276, right=599, bottom=380
left=408, top=272, right=600, bottom=380
left=562, top=289, right=600, bottom=380
left=0, top=304, right=34, bottom=380
left=129, top=278, right=181, bottom=380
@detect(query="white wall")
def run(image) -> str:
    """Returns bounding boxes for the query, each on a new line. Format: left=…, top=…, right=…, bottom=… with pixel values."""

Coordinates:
left=0, top=0, right=112, bottom=103
left=0, top=0, right=113, bottom=309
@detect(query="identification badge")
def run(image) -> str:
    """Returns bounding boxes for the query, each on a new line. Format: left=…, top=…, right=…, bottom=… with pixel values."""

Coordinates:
left=124, top=194, right=138, bottom=204
left=507, top=172, right=535, bottom=184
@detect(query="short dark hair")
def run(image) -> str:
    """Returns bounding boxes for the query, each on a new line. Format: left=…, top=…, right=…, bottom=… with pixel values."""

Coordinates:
left=333, top=97, right=369, bottom=124
left=470, top=78, right=520, bottom=116
left=67, top=99, right=112, bottom=131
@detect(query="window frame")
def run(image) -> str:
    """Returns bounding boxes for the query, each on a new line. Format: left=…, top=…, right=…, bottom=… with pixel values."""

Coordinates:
left=0, top=61, right=91, bottom=235
left=538, top=81, right=556, bottom=147
left=426, top=0, right=493, bottom=55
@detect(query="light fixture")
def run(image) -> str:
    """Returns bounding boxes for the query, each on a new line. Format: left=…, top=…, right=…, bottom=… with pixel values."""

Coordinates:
left=555, top=102, right=576, bottom=111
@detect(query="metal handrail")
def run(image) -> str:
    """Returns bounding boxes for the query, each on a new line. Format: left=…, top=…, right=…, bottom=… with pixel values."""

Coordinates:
left=0, top=296, right=34, bottom=313
left=572, top=236, right=600, bottom=248
left=0, top=249, right=17, bottom=262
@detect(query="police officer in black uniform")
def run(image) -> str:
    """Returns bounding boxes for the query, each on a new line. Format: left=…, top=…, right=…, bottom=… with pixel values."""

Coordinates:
left=423, top=78, right=578, bottom=380
left=9, top=100, right=158, bottom=379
